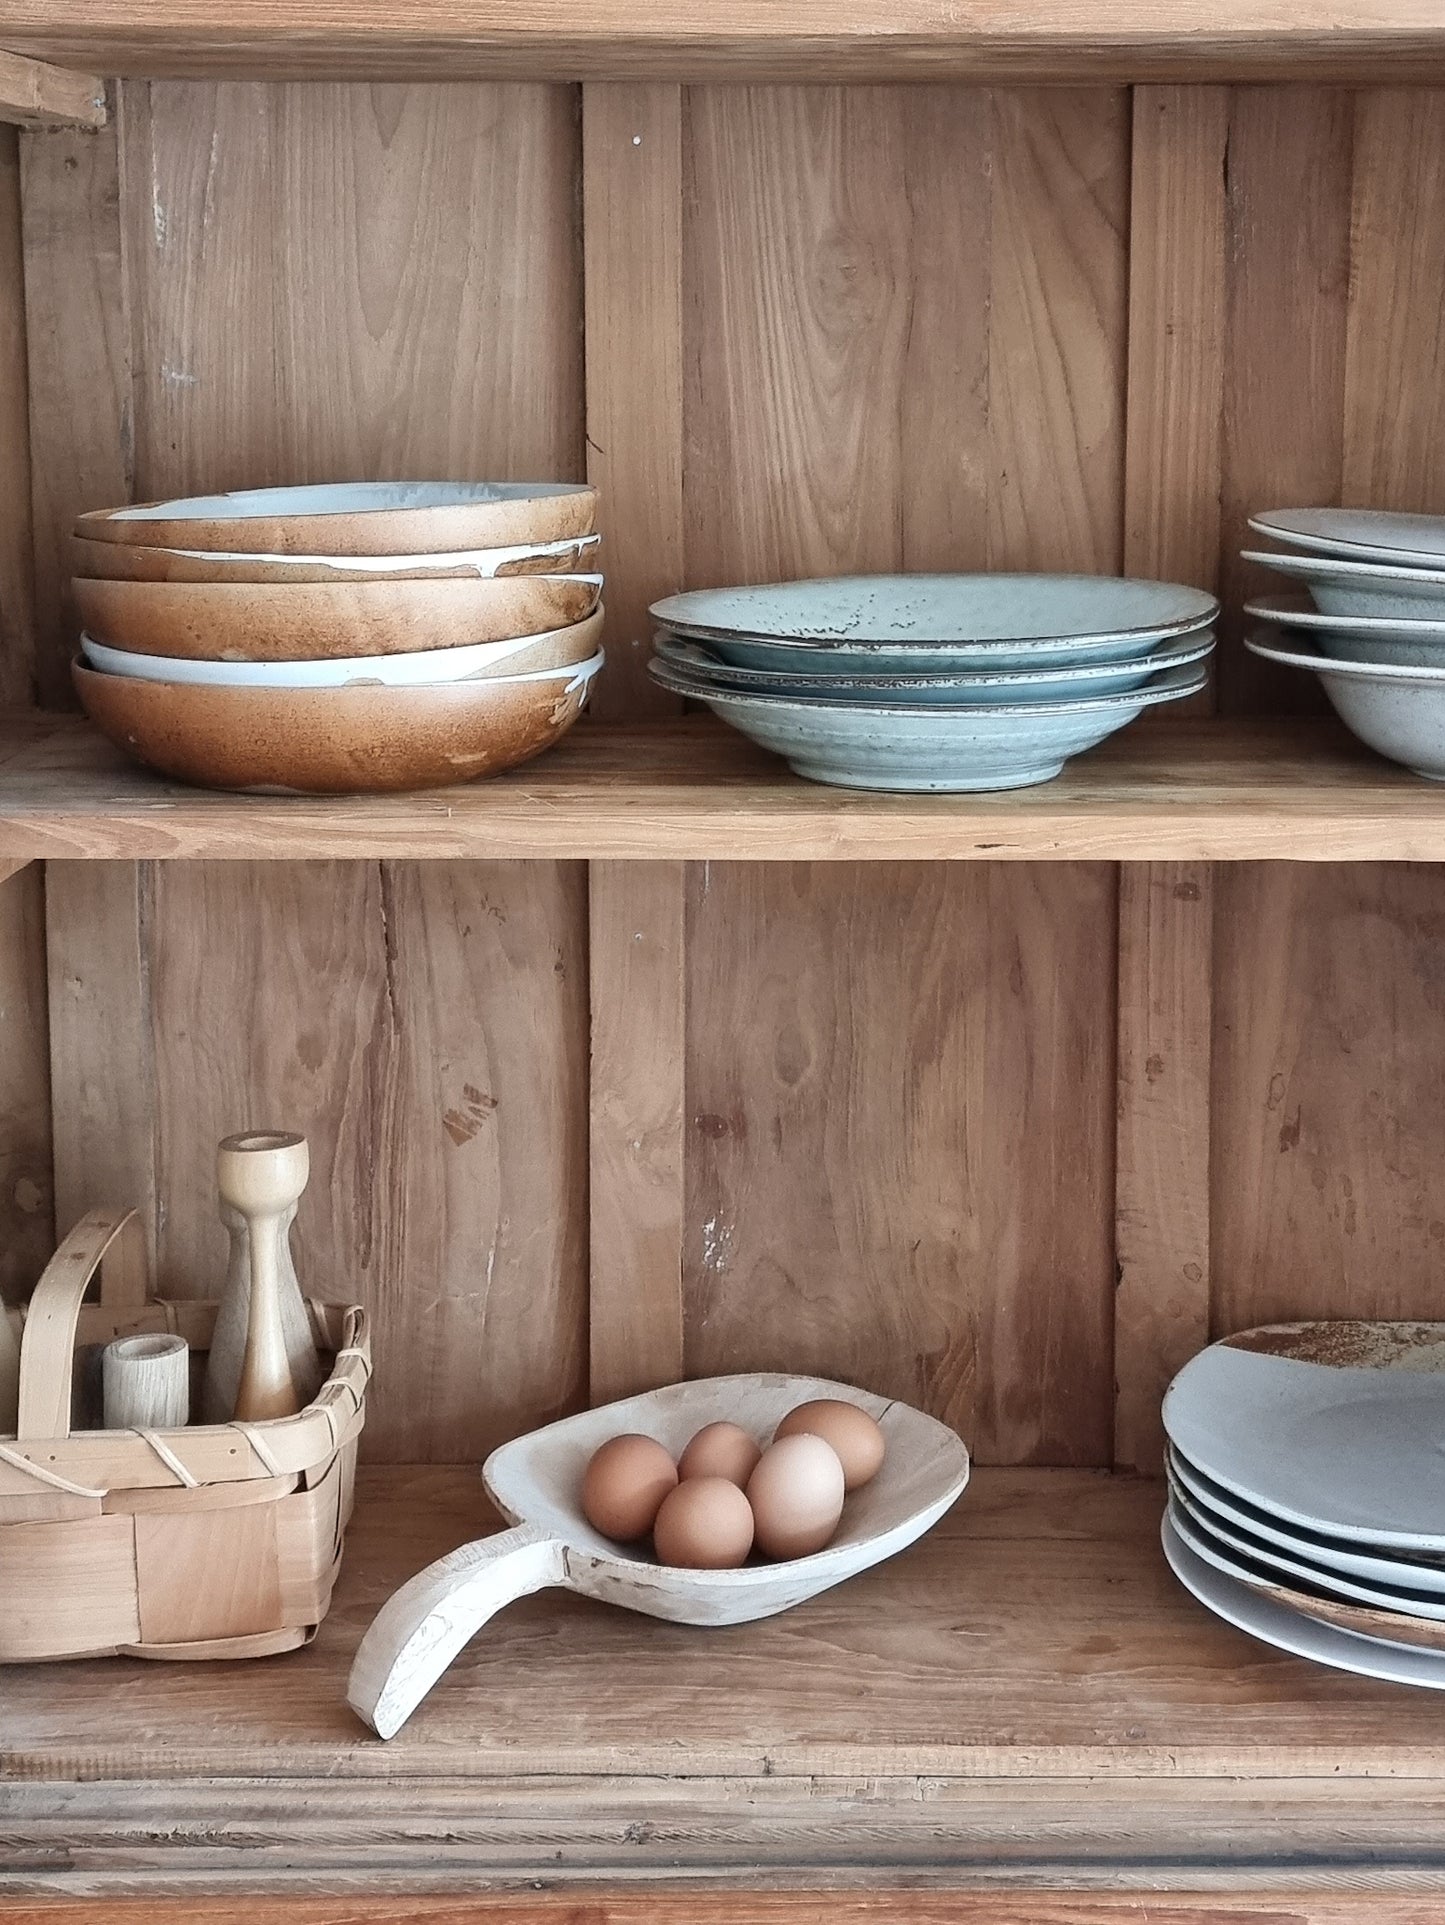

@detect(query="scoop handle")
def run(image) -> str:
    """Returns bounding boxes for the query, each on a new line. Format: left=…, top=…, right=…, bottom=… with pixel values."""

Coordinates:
left=348, top=1521, right=567, bottom=1740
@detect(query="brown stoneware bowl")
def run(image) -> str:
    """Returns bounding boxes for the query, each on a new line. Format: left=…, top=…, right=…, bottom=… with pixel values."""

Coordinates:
left=74, top=574, right=604, bottom=661
left=74, top=655, right=601, bottom=794
left=75, top=483, right=597, bottom=557
left=71, top=531, right=603, bottom=584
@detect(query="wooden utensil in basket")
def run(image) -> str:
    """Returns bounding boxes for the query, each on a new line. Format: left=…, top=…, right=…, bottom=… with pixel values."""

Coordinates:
left=0, top=1206, right=369, bottom=1663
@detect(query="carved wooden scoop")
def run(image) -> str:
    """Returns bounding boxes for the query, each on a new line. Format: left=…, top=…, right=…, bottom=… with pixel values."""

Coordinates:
left=348, top=1372, right=970, bottom=1740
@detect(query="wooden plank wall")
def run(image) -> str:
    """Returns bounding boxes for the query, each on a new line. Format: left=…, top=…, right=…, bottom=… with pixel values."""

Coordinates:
left=1, top=82, right=1443, bottom=1468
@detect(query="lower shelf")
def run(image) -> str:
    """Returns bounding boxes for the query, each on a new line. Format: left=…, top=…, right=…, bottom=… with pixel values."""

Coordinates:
left=5, top=1467, right=1445, bottom=1895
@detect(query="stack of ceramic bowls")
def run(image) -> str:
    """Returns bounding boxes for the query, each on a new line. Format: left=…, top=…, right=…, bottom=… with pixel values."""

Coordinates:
left=648, top=576, right=1216, bottom=792
left=1162, top=1325, right=1445, bottom=1690
left=1244, top=508, right=1445, bottom=780
left=72, top=483, right=604, bottom=793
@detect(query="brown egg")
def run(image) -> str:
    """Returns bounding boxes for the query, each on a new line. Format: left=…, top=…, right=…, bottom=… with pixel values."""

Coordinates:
left=677, top=1420, right=763, bottom=1489
left=652, top=1476, right=755, bottom=1569
left=581, top=1433, right=678, bottom=1542
left=746, top=1433, right=845, bottom=1561
left=774, top=1399, right=886, bottom=1493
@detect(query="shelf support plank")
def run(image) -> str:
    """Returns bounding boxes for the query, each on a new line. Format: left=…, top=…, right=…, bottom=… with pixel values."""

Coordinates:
left=1123, top=83, right=1228, bottom=717
left=1114, top=861, right=1213, bottom=1474
left=582, top=83, right=685, bottom=722
left=0, top=47, right=105, bottom=130
left=588, top=858, right=686, bottom=1404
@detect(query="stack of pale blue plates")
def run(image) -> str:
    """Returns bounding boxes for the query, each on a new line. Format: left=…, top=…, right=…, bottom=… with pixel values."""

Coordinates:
left=649, top=575, right=1216, bottom=792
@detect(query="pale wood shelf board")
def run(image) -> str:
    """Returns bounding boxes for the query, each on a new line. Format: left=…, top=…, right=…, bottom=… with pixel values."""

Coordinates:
left=0, top=713, right=1444, bottom=862
left=3, top=5, right=1445, bottom=80
left=5, top=1466, right=1445, bottom=1893
left=0, top=47, right=105, bottom=129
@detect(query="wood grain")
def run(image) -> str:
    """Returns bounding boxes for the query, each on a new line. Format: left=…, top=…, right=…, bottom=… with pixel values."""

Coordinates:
left=589, top=861, right=686, bottom=1403
left=1218, top=88, right=1353, bottom=715
left=685, top=862, right=1117, bottom=1464
left=1114, top=863, right=1212, bottom=1472
left=1212, top=863, right=1445, bottom=1335
left=18, top=111, right=132, bottom=706
left=6, top=1, right=1445, bottom=83
left=1123, top=85, right=1227, bottom=716
left=11, top=1467, right=1445, bottom=1893
left=583, top=84, right=684, bottom=720
left=44, top=861, right=157, bottom=1258
left=0, top=1899, right=1432, bottom=1922
left=0, top=123, right=35, bottom=707
left=0, top=861, right=52, bottom=1304
left=0, top=47, right=106, bottom=129
left=1343, top=90, right=1445, bottom=513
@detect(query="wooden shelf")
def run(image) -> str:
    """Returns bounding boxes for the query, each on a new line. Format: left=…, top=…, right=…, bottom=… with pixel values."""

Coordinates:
left=1, top=712, right=1445, bottom=864
left=5, top=1466, right=1445, bottom=1894
left=3, top=0, right=1445, bottom=82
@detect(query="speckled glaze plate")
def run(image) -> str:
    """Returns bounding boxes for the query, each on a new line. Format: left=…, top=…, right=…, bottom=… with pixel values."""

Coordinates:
left=651, top=575, right=1219, bottom=673
left=1163, top=1323, right=1445, bottom=1552
left=1166, top=1497, right=1445, bottom=1656
left=1163, top=1513, right=1445, bottom=1685
left=1248, top=508, right=1445, bottom=570
left=652, top=631, right=1215, bottom=705
left=1167, top=1446, right=1445, bottom=1590
left=1242, top=547, right=1445, bottom=620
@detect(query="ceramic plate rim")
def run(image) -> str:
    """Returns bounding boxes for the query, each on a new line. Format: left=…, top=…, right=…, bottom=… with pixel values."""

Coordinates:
left=652, top=632, right=1216, bottom=692
left=1242, top=547, right=1445, bottom=590
left=648, top=658, right=1208, bottom=718
left=1248, top=509, right=1445, bottom=570
left=1243, top=595, right=1445, bottom=638
left=99, top=482, right=595, bottom=523
left=75, top=648, right=606, bottom=697
left=1244, top=629, right=1445, bottom=684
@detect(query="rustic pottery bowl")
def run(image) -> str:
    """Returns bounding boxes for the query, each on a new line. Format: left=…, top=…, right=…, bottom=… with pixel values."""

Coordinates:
left=1242, top=548, right=1445, bottom=622
left=71, top=531, right=602, bottom=585
left=76, top=482, right=597, bottom=557
left=1244, top=629, right=1445, bottom=780
left=654, top=631, right=1215, bottom=705
left=74, top=652, right=603, bottom=794
left=75, top=574, right=603, bottom=662
left=1245, top=595, right=1445, bottom=668
left=647, top=659, right=1206, bottom=792
left=652, top=575, right=1218, bottom=674
left=81, top=609, right=603, bottom=688
left=1248, top=508, right=1445, bottom=570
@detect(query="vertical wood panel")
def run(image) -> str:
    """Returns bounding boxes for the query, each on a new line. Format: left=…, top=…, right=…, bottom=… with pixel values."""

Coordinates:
left=589, top=861, right=686, bottom=1404
left=1343, top=90, right=1445, bottom=512
left=1213, top=865, right=1445, bottom=1336
left=583, top=84, right=685, bottom=720
left=1124, top=85, right=1227, bottom=718
left=0, top=864, right=53, bottom=1302
left=19, top=113, right=132, bottom=707
left=1218, top=88, right=1353, bottom=715
left=0, top=124, right=35, bottom=707
left=1113, top=863, right=1213, bottom=1473
left=686, top=863, right=1118, bottom=1466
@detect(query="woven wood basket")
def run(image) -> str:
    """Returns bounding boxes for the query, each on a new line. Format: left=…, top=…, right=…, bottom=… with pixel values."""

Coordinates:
left=0, top=1206, right=370, bottom=1662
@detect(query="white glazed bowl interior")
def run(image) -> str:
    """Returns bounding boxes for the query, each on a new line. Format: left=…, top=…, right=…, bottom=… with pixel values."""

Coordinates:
left=81, top=642, right=607, bottom=697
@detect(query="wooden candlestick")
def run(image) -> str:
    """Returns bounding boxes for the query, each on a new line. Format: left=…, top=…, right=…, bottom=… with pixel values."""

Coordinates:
left=212, top=1131, right=316, bottom=1423
left=202, top=1197, right=323, bottom=1424
left=102, top=1332, right=190, bottom=1430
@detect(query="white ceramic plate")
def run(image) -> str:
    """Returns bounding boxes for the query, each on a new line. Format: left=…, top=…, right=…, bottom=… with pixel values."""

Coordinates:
left=1167, top=1473, right=1445, bottom=1618
left=100, top=482, right=588, bottom=523
left=651, top=575, right=1219, bottom=655
left=1243, top=631, right=1445, bottom=683
left=1162, top=1514, right=1445, bottom=1688
left=81, top=604, right=603, bottom=687
left=1249, top=508, right=1445, bottom=570
left=81, top=644, right=607, bottom=697
left=1241, top=547, right=1445, bottom=619
left=1244, top=595, right=1445, bottom=640
left=1244, top=631, right=1445, bottom=781
left=349, top=1372, right=969, bottom=1738
left=1167, top=1446, right=1445, bottom=1592
left=1163, top=1323, right=1445, bottom=1552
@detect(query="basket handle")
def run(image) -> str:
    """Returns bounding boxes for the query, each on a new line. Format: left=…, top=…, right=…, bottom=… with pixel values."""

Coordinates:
left=16, top=1209, right=148, bottom=1440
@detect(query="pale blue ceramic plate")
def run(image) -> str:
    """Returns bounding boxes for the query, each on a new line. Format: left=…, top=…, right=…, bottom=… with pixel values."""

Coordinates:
left=1245, top=595, right=1445, bottom=668
left=1246, top=627, right=1445, bottom=780
left=651, top=575, right=1218, bottom=674
left=654, top=631, right=1214, bottom=706
left=1242, top=548, right=1445, bottom=622
left=647, top=659, right=1207, bottom=792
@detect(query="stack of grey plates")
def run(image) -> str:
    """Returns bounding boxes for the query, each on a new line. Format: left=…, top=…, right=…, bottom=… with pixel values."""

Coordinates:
left=1244, top=508, right=1445, bottom=779
left=1162, top=1323, right=1445, bottom=1688
left=649, top=575, right=1216, bottom=793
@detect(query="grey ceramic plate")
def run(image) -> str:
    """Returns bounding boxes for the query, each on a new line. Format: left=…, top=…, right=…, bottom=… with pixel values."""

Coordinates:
left=1249, top=508, right=1445, bottom=570
left=1162, top=1514, right=1445, bottom=1689
left=652, top=631, right=1215, bottom=705
left=650, top=575, right=1218, bottom=673
left=1245, top=628, right=1445, bottom=780
left=646, top=658, right=1206, bottom=792
left=1242, top=547, right=1445, bottom=621
left=1245, top=594, right=1445, bottom=668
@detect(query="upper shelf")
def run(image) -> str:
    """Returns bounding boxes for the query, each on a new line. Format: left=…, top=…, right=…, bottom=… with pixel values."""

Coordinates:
left=4, top=0, right=1445, bottom=82
left=1, top=711, right=1444, bottom=863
